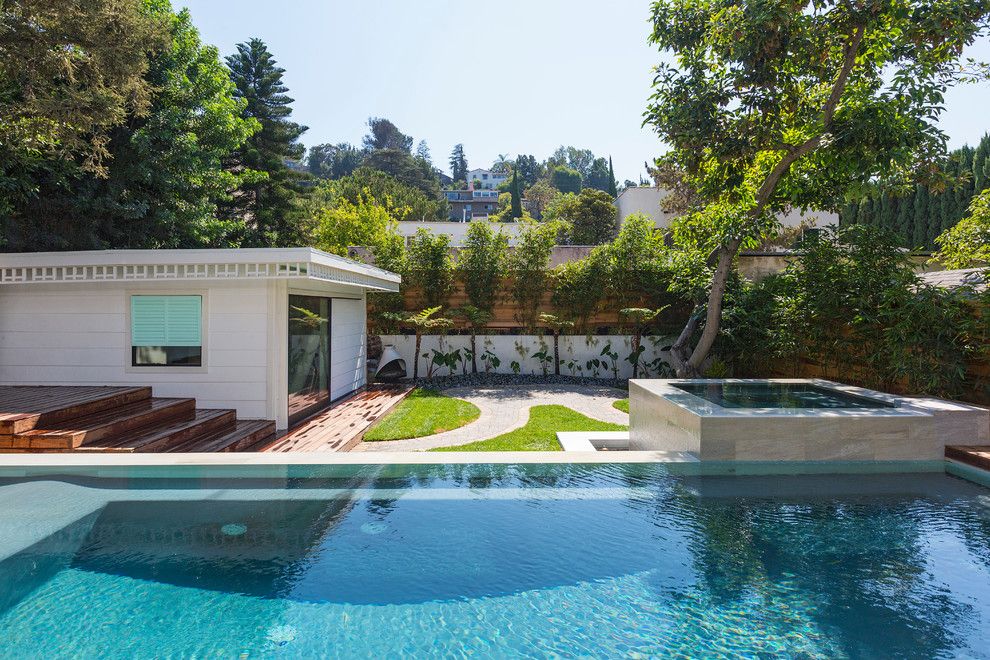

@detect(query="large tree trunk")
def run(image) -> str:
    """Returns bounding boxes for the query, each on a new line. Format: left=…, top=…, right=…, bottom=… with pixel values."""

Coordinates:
left=632, top=332, right=641, bottom=379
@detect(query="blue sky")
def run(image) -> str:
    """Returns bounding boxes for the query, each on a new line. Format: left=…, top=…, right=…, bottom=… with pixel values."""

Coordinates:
left=173, top=0, right=990, bottom=183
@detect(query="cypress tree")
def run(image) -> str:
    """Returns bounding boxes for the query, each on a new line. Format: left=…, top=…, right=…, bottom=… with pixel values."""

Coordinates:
left=912, top=187, right=930, bottom=249
left=223, top=38, right=308, bottom=246
left=857, top=197, right=873, bottom=227
left=840, top=199, right=859, bottom=226
left=510, top=168, right=523, bottom=219
left=607, top=157, right=618, bottom=197
left=895, top=194, right=912, bottom=244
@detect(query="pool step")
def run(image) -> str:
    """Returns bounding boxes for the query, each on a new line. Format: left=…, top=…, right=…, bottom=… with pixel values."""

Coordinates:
left=11, top=398, right=196, bottom=449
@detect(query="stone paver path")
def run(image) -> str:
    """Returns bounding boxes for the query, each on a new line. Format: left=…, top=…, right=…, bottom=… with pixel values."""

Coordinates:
left=354, top=384, right=628, bottom=452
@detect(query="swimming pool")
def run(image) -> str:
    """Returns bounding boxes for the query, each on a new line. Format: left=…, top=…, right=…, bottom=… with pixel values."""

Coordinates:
left=1, top=462, right=989, bottom=657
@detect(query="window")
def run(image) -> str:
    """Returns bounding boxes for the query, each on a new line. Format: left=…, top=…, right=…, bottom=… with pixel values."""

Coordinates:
left=130, top=295, right=203, bottom=367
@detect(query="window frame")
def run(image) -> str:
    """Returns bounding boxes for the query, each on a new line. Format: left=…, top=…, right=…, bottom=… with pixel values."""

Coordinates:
left=125, top=289, right=209, bottom=374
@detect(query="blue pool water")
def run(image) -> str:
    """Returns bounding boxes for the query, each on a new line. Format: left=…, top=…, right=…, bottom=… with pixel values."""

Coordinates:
left=1, top=464, right=989, bottom=658
left=673, top=381, right=895, bottom=409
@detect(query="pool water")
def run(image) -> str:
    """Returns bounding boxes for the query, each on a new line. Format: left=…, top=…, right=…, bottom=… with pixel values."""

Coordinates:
left=674, top=381, right=895, bottom=409
left=1, top=464, right=989, bottom=658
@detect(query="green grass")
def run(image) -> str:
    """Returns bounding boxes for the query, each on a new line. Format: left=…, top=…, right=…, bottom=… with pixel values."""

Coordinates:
left=613, top=398, right=629, bottom=413
left=433, top=404, right=627, bottom=452
left=363, top=388, right=480, bottom=441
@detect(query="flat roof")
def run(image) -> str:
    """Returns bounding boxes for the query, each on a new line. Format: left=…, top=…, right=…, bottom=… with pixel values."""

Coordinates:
left=0, top=247, right=401, bottom=291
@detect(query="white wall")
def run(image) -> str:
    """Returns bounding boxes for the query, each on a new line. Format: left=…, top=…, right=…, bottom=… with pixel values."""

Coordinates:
left=330, top=296, right=367, bottom=401
left=395, top=221, right=526, bottom=246
left=378, top=334, right=674, bottom=379
left=0, top=280, right=274, bottom=420
left=615, top=186, right=839, bottom=230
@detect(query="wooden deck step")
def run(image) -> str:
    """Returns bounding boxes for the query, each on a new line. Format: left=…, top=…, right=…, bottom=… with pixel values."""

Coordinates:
left=166, top=419, right=276, bottom=453
left=946, top=445, right=990, bottom=472
left=74, top=409, right=237, bottom=453
left=0, top=386, right=152, bottom=434
left=12, top=398, right=196, bottom=449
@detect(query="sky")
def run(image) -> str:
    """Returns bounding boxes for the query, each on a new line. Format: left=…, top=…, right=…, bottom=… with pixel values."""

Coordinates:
left=172, top=0, right=990, bottom=184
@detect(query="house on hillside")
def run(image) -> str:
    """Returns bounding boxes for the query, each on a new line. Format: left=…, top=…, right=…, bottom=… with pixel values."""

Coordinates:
left=465, top=168, right=508, bottom=190
left=443, top=189, right=501, bottom=221
left=0, top=248, right=400, bottom=431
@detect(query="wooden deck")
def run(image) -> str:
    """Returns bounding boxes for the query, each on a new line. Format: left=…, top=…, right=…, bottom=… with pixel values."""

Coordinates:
left=0, top=386, right=274, bottom=453
left=261, top=384, right=412, bottom=453
left=946, top=445, right=990, bottom=472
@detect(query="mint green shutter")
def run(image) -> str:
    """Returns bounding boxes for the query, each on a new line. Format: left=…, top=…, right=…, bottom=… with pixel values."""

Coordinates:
left=131, top=296, right=202, bottom=347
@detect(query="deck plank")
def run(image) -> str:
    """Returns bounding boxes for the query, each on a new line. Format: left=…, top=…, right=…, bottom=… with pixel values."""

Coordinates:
left=261, top=385, right=412, bottom=453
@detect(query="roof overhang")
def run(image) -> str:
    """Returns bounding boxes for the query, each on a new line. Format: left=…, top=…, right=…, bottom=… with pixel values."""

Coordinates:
left=0, top=248, right=401, bottom=292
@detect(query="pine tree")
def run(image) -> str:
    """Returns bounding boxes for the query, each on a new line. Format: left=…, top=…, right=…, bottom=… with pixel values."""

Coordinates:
left=449, top=144, right=467, bottom=183
left=510, top=168, right=523, bottom=219
left=912, top=186, right=930, bottom=249
left=224, top=38, right=307, bottom=246
left=607, top=157, right=618, bottom=197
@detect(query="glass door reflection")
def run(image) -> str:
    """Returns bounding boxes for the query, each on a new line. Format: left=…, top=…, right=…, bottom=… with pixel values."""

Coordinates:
left=288, top=295, right=330, bottom=425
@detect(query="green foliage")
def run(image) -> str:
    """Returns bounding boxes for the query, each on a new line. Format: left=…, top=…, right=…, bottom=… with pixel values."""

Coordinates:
left=585, top=157, right=612, bottom=192
left=361, top=148, right=444, bottom=211
left=554, top=189, right=617, bottom=245
left=449, top=144, right=468, bottom=183
left=510, top=220, right=559, bottom=330
left=407, top=230, right=454, bottom=308
left=313, top=167, right=442, bottom=222
left=515, top=154, right=543, bottom=188
left=363, top=389, right=480, bottom=441
left=307, top=142, right=362, bottom=180
left=0, top=0, right=167, bottom=219
left=363, top=117, right=413, bottom=152
left=550, top=165, right=582, bottom=194
left=223, top=38, right=308, bottom=247
left=645, top=0, right=990, bottom=376
left=607, top=157, right=618, bottom=197
left=3, top=0, right=258, bottom=250
left=510, top=169, right=523, bottom=219
left=843, top=135, right=990, bottom=248
left=456, top=221, right=508, bottom=312
left=719, top=226, right=979, bottom=395
left=433, top=405, right=627, bottom=452
left=934, top=189, right=990, bottom=269
left=311, top=190, right=404, bottom=257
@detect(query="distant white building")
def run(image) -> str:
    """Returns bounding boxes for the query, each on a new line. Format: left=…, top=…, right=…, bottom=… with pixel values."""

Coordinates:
left=466, top=168, right=508, bottom=190
left=392, top=220, right=526, bottom=246
left=615, top=186, right=839, bottom=230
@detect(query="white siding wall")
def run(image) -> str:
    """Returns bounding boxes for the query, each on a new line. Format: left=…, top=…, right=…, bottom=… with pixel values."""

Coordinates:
left=0, top=280, right=273, bottom=420
left=330, top=296, right=367, bottom=401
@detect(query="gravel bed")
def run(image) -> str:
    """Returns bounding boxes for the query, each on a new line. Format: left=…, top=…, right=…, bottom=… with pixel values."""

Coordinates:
left=401, top=373, right=629, bottom=392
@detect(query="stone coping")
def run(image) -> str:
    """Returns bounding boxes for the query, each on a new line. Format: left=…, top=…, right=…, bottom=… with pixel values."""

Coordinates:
left=628, top=378, right=981, bottom=419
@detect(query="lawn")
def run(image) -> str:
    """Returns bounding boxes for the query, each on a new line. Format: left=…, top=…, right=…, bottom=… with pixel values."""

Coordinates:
left=613, top=399, right=629, bottom=413
left=363, top=388, right=480, bottom=441
left=433, top=404, right=627, bottom=452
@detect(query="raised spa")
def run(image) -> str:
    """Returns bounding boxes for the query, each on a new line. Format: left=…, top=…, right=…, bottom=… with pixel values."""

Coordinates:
left=629, top=378, right=989, bottom=462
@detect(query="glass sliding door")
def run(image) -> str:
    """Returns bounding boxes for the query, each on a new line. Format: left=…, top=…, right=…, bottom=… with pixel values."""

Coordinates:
left=287, top=295, right=331, bottom=425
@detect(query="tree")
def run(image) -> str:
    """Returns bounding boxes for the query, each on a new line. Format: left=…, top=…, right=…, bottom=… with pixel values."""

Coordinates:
left=0, top=0, right=167, bottom=221
left=457, top=305, right=492, bottom=374
left=607, top=157, right=618, bottom=197
left=511, top=220, right=559, bottom=330
left=644, top=0, right=990, bottom=377
left=394, top=307, right=452, bottom=380
left=620, top=308, right=664, bottom=378
left=456, top=220, right=508, bottom=312
left=934, top=189, right=990, bottom=269
left=538, top=314, right=575, bottom=376
left=362, top=117, right=412, bottom=152
left=515, top=154, right=542, bottom=188
left=586, top=157, right=612, bottom=192
left=361, top=148, right=444, bottom=208
left=223, top=38, right=308, bottom=246
left=407, top=229, right=454, bottom=308
left=307, top=143, right=362, bottom=179
left=524, top=181, right=561, bottom=220
left=311, top=191, right=406, bottom=257
left=3, top=1, right=258, bottom=250
left=509, top=169, right=523, bottom=219
left=491, top=154, right=512, bottom=174
left=553, top=189, right=617, bottom=245
left=551, top=165, right=582, bottom=194
left=314, top=167, right=443, bottom=222
left=912, top=187, right=930, bottom=248
left=449, top=144, right=468, bottom=183
left=415, top=140, right=432, bottom=164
